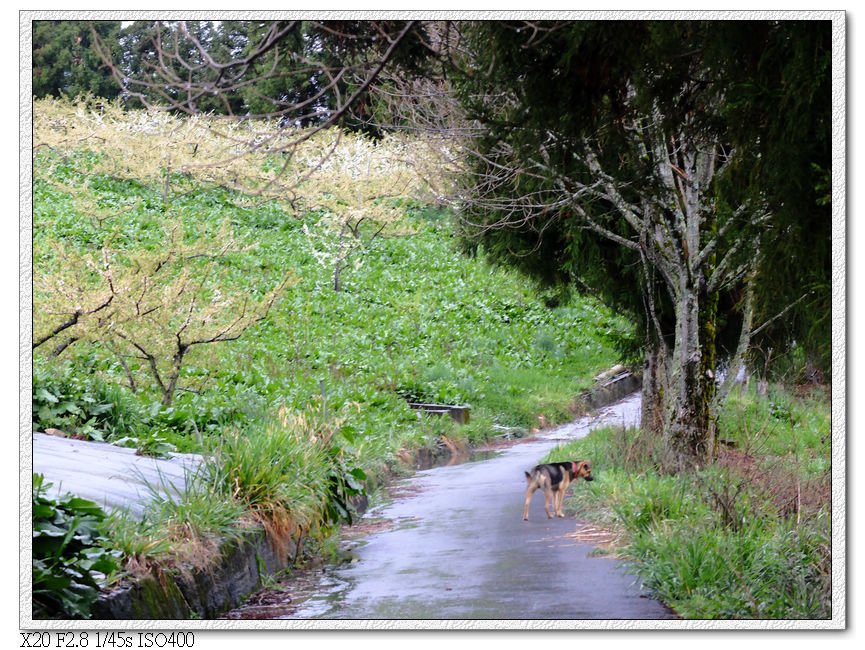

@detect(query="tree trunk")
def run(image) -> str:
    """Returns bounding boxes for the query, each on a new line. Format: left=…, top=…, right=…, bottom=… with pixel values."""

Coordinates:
left=641, top=343, right=667, bottom=437
left=647, top=130, right=721, bottom=472
left=661, top=279, right=717, bottom=472
left=333, top=257, right=343, bottom=292
left=699, top=272, right=720, bottom=461
left=161, top=346, right=187, bottom=407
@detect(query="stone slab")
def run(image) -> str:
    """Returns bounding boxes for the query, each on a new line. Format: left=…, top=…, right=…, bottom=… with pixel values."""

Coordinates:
left=32, top=433, right=203, bottom=518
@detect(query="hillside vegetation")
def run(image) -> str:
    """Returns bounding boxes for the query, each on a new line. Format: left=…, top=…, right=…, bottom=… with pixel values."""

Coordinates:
left=32, top=99, right=631, bottom=597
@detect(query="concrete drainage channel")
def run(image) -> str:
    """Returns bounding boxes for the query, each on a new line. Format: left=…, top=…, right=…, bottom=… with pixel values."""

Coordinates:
left=33, top=368, right=642, bottom=620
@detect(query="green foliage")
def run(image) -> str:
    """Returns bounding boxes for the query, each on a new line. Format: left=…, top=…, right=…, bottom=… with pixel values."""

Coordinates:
left=611, top=474, right=707, bottom=533
left=717, top=384, right=830, bottom=463
left=629, top=514, right=831, bottom=619
left=143, top=470, right=247, bottom=548
left=322, top=426, right=368, bottom=527
left=32, top=103, right=630, bottom=576
left=34, top=141, right=626, bottom=445
left=112, top=433, right=177, bottom=459
left=547, top=384, right=831, bottom=619
left=33, top=358, right=257, bottom=450
left=202, top=401, right=372, bottom=538
left=101, top=511, right=173, bottom=568
left=33, top=360, right=139, bottom=441
left=102, top=469, right=247, bottom=572
left=715, top=22, right=833, bottom=374
left=32, top=474, right=121, bottom=619
left=202, top=413, right=333, bottom=554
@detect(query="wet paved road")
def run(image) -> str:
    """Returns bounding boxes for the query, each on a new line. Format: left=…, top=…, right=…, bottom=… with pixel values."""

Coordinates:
left=280, top=394, right=676, bottom=620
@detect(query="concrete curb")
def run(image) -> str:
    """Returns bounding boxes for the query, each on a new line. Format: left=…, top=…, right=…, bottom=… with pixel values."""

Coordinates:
left=91, top=527, right=294, bottom=620
left=579, top=369, right=642, bottom=411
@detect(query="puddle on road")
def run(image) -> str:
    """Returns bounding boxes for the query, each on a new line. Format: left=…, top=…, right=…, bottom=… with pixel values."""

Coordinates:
left=223, top=512, right=429, bottom=620
left=413, top=447, right=500, bottom=471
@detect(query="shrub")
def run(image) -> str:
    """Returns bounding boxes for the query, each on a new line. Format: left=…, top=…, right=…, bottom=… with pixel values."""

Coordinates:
left=33, top=361, right=141, bottom=441
left=205, top=419, right=326, bottom=532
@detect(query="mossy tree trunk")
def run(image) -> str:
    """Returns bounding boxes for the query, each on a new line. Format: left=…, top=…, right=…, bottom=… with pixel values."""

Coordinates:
left=662, top=282, right=718, bottom=472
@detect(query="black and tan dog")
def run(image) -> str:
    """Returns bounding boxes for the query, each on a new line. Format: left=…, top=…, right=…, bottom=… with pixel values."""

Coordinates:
left=522, top=460, right=594, bottom=521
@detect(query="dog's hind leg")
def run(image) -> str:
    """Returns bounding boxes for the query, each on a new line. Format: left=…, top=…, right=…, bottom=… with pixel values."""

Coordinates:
left=523, top=482, right=536, bottom=521
left=543, top=488, right=554, bottom=519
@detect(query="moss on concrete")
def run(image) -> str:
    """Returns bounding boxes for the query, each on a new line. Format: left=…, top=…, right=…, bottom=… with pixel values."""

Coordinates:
left=92, top=527, right=294, bottom=619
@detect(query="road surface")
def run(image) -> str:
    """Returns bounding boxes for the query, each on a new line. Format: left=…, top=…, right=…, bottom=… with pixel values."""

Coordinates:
left=273, top=393, right=676, bottom=620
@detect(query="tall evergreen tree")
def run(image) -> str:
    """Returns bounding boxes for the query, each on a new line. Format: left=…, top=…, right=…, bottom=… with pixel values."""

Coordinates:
left=33, top=21, right=122, bottom=100
left=95, top=20, right=431, bottom=131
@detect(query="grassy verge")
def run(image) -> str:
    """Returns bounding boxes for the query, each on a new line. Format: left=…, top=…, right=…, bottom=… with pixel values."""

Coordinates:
left=548, top=383, right=831, bottom=619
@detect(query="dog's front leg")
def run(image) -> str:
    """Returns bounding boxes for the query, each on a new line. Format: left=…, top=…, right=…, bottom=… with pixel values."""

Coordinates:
left=555, top=488, right=566, bottom=517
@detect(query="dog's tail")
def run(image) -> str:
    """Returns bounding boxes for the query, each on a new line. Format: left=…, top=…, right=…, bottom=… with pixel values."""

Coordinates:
left=525, top=468, right=550, bottom=489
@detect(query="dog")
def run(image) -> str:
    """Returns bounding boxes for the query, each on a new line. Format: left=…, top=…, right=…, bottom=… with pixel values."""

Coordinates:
left=522, top=460, right=593, bottom=521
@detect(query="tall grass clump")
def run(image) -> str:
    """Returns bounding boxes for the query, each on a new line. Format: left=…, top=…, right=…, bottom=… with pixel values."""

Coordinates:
left=201, top=402, right=368, bottom=558
left=547, top=382, right=831, bottom=619
left=105, top=469, right=247, bottom=576
left=627, top=511, right=831, bottom=618
left=204, top=418, right=328, bottom=557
